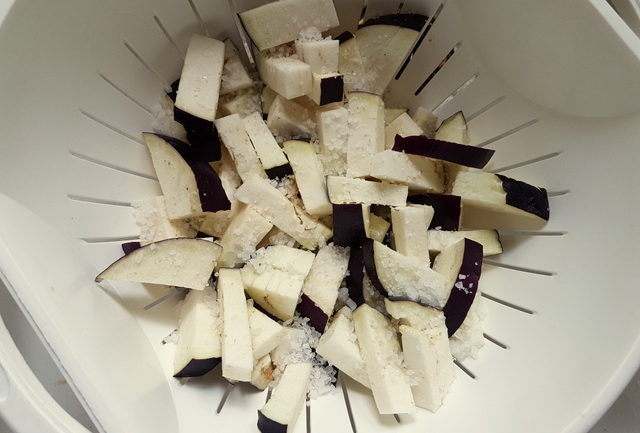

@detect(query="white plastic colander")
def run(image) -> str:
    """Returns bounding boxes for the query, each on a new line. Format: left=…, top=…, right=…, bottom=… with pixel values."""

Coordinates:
left=1, top=0, right=640, bottom=432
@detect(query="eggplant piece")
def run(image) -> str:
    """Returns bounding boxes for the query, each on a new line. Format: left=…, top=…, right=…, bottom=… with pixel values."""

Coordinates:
left=251, top=354, right=275, bottom=390
left=359, top=13, right=428, bottom=31
left=241, top=245, right=315, bottom=320
left=173, top=35, right=225, bottom=161
left=393, top=135, right=495, bottom=169
left=218, top=204, right=273, bottom=268
left=385, top=112, right=424, bottom=149
left=363, top=238, right=449, bottom=308
left=262, top=86, right=278, bottom=115
left=215, top=114, right=268, bottom=182
left=435, top=111, right=469, bottom=145
left=407, top=193, right=461, bottom=231
left=297, top=39, right=339, bottom=74
left=345, top=92, right=385, bottom=177
left=368, top=150, right=445, bottom=193
left=384, top=107, right=407, bottom=125
left=175, top=35, right=224, bottom=121
left=173, top=286, right=222, bottom=377
left=316, top=309, right=370, bottom=388
left=427, top=229, right=502, bottom=256
left=267, top=95, right=316, bottom=139
left=257, top=55, right=312, bottom=100
left=449, top=294, right=486, bottom=361
left=450, top=171, right=549, bottom=229
left=338, top=32, right=370, bottom=93
left=235, top=178, right=330, bottom=250
left=310, top=73, right=344, bottom=106
left=352, top=304, right=415, bottom=414
left=367, top=213, right=390, bottom=243
left=412, top=107, right=438, bottom=138
left=143, top=133, right=231, bottom=218
left=131, top=196, right=198, bottom=244
left=384, top=299, right=455, bottom=412
left=362, top=238, right=387, bottom=297
left=332, top=203, right=368, bottom=247
left=240, top=0, right=339, bottom=50
left=220, top=40, right=253, bottom=96
left=96, top=238, right=222, bottom=291
left=282, top=140, right=331, bottom=216
left=433, top=238, right=483, bottom=336
left=248, top=303, right=284, bottom=359
left=317, top=105, right=348, bottom=176
left=219, top=268, right=254, bottom=382
left=257, top=363, right=312, bottom=433
left=390, top=206, right=431, bottom=264
left=353, top=20, right=425, bottom=94
left=297, top=244, right=350, bottom=331
left=242, top=112, right=292, bottom=180
left=327, top=176, right=408, bottom=207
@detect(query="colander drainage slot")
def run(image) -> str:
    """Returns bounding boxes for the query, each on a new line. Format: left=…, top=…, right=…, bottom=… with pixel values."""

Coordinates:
left=98, top=73, right=153, bottom=114
left=498, top=230, right=567, bottom=237
left=483, top=333, right=508, bottom=349
left=547, top=190, right=570, bottom=197
left=216, top=381, right=236, bottom=414
left=153, top=15, right=185, bottom=59
left=453, top=360, right=475, bottom=379
left=67, top=194, right=132, bottom=208
left=186, top=0, right=210, bottom=37
left=414, top=41, right=462, bottom=96
left=69, top=150, right=158, bottom=181
left=483, top=260, right=555, bottom=277
left=306, top=396, right=311, bottom=433
left=123, top=40, right=172, bottom=89
left=489, top=151, right=562, bottom=174
left=432, top=72, right=479, bottom=113
left=79, top=110, right=145, bottom=145
left=395, top=2, right=446, bottom=80
left=467, top=95, right=507, bottom=122
left=481, top=292, right=535, bottom=315
left=476, top=119, right=540, bottom=148
left=340, top=375, right=357, bottom=433
left=81, top=235, right=140, bottom=243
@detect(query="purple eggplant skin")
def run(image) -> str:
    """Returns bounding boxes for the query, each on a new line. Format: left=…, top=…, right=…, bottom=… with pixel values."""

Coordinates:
left=362, top=238, right=389, bottom=297
left=497, top=175, right=550, bottom=220
left=173, top=107, right=223, bottom=162
left=407, top=193, right=461, bottom=231
left=359, top=13, right=428, bottom=31
left=393, top=135, right=494, bottom=169
left=150, top=133, right=231, bottom=212
left=265, top=164, right=294, bottom=180
left=332, top=204, right=367, bottom=247
left=320, top=75, right=344, bottom=106
left=166, top=79, right=180, bottom=102
left=443, top=238, right=483, bottom=337
left=257, top=411, right=287, bottom=433
left=336, top=31, right=354, bottom=44
left=121, top=241, right=142, bottom=255
left=296, top=294, right=329, bottom=333
left=173, top=357, right=221, bottom=378
left=346, top=246, right=365, bottom=306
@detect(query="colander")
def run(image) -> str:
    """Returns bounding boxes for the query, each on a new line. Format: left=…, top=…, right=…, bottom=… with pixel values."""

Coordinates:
left=1, top=0, right=640, bottom=432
